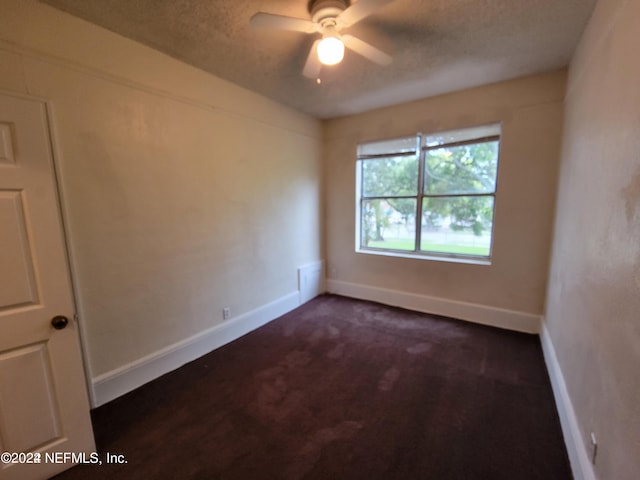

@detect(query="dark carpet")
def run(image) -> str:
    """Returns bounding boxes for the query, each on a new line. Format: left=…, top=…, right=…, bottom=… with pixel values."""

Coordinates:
left=53, top=294, right=572, bottom=480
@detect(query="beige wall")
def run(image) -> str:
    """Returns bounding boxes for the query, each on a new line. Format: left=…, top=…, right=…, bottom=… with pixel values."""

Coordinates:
left=324, top=71, right=565, bottom=328
left=544, top=0, right=640, bottom=478
left=0, top=0, right=322, bottom=387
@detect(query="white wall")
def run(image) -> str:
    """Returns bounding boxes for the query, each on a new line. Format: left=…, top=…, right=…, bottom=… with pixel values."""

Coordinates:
left=0, top=0, right=323, bottom=405
left=324, top=71, right=566, bottom=332
left=543, top=0, right=640, bottom=479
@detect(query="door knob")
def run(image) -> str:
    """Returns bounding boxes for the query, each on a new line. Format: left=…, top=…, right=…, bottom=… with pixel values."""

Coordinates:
left=51, top=315, right=69, bottom=330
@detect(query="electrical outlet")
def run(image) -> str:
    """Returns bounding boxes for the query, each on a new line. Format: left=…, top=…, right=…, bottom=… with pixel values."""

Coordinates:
left=222, top=307, right=230, bottom=320
left=590, top=432, right=598, bottom=464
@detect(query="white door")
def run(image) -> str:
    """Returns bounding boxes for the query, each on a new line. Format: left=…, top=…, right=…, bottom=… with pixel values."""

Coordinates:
left=0, top=93, right=94, bottom=480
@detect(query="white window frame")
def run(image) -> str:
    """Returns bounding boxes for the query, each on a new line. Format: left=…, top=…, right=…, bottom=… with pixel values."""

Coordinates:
left=355, top=124, right=501, bottom=264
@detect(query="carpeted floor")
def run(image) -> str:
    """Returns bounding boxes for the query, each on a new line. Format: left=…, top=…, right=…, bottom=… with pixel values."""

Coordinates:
left=53, top=294, right=572, bottom=479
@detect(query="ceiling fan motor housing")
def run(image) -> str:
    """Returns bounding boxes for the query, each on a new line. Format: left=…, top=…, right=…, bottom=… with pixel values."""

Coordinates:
left=310, top=0, right=348, bottom=28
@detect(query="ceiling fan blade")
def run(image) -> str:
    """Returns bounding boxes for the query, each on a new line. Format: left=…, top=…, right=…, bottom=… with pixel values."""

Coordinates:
left=303, top=40, right=322, bottom=79
left=337, top=0, right=395, bottom=27
left=250, top=12, right=316, bottom=33
left=342, top=34, right=392, bottom=66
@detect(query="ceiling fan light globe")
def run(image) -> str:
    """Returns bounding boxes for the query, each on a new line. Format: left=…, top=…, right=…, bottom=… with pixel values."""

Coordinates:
left=317, top=36, right=345, bottom=65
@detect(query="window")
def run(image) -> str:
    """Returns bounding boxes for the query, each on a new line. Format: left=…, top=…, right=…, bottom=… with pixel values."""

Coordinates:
left=356, top=124, right=501, bottom=262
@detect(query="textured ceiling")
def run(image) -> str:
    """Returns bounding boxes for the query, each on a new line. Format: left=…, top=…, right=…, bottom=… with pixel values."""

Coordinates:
left=40, top=0, right=596, bottom=119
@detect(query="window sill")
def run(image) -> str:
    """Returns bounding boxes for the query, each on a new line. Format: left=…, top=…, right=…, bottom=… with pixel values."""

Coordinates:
left=356, top=247, right=492, bottom=265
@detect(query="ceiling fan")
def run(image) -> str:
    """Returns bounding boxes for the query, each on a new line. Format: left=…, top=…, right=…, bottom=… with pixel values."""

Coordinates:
left=250, top=0, right=394, bottom=80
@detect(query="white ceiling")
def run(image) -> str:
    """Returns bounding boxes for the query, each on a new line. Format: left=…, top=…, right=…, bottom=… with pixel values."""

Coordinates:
left=40, top=0, right=597, bottom=119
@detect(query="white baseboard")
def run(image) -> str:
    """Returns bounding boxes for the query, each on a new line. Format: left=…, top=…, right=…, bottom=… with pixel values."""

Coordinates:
left=91, top=290, right=301, bottom=407
left=326, top=279, right=540, bottom=333
left=540, top=321, right=597, bottom=480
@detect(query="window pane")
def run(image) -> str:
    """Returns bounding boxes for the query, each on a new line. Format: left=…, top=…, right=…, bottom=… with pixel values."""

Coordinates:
left=358, top=136, right=417, bottom=157
left=421, top=196, right=494, bottom=257
left=361, top=198, right=416, bottom=251
left=424, top=140, right=499, bottom=195
left=362, top=156, right=418, bottom=196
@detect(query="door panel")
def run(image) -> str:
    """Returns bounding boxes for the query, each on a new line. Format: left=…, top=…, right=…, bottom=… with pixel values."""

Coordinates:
left=0, top=190, right=39, bottom=308
left=0, top=93, right=94, bottom=480
left=0, top=343, right=61, bottom=453
left=0, top=123, right=16, bottom=166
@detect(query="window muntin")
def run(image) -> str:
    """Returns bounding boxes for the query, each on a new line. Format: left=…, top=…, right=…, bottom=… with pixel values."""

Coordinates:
left=357, top=125, right=500, bottom=261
